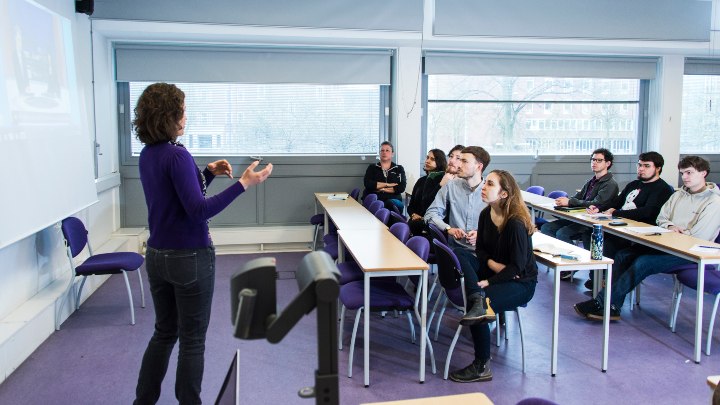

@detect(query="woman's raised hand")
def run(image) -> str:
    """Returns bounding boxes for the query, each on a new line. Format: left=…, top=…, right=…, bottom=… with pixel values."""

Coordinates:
left=239, top=161, right=273, bottom=188
left=207, top=159, right=234, bottom=178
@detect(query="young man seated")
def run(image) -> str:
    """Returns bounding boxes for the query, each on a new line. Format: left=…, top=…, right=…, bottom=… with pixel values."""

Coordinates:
left=574, top=156, right=720, bottom=321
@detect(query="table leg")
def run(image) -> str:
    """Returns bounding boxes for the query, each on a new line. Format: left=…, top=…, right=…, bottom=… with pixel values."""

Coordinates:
left=601, top=264, right=612, bottom=372
left=419, top=269, right=427, bottom=383
left=551, top=266, right=560, bottom=376
left=695, top=261, right=705, bottom=363
left=364, top=274, right=370, bottom=387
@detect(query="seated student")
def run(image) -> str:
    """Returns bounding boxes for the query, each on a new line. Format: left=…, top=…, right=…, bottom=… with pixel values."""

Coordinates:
left=581, top=151, right=674, bottom=289
left=450, top=170, right=538, bottom=383
left=408, top=149, right=447, bottom=235
left=574, top=155, right=720, bottom=321
left=425, top=146, right=489, bottom=251
left=362, top=141, right=407, bottom=210
left=424, top=144, right=465, bottom=195
left=541, top=148, right=619, bottom=279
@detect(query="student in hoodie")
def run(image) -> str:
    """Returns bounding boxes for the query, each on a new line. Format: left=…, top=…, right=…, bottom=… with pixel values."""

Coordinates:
left=363, top=141, right=407, bottom=211
left=574, top=155, right=720, bottom=321
left=407, top=149, right=447, bottom=235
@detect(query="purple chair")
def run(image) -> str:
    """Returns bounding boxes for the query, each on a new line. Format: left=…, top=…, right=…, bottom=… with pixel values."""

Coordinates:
left=362, top=193, right=378, bottom=209
left=667, top=233, right=720, bottom=355
left=389, top=222, right=411, bottom=244
left=388, top=211, right=408, bottom=227
left=374, top=208, right=391, bottom=225
left=535, top=190, right=568, bottom=227
left=430, top=239, right=526, bottom=378
left=57, top=217, right=145, bottom=329
left=367, top=200, right=384, bottom=215
left=526, top=185, right=545, bottom=196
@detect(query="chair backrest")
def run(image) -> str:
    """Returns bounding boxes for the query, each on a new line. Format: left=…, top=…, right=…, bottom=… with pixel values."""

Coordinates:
left=368, top=200, right=384, bottom=214
left=526, top=186, right=545, bottom=196
left=349, top=187, right=361, bottom=201
left=362, top=193, right=378, bottom=208
left=547, top=190, right=568, bottom=199
left=374, top=208, right=390, bottom=225
left=387, top=203, right=402, bottom=215
left=427, top=222, right=448, bottom=246
left=389, top=222, right=411, bottom=244
left=432, top=239, right=463, bottom=289
left=61, top=217, right=89, bottom=258
left=388, top=211, right=408, bottom=226
left=406, top=236, right=430, bottom=262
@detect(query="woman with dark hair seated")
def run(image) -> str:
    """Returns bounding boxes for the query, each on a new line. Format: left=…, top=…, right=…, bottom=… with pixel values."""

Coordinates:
left=362, top=141, right=407, bottom=211
left=449, top=169, right=538, bottom=383
left=408, top=149, right=447, bottom=235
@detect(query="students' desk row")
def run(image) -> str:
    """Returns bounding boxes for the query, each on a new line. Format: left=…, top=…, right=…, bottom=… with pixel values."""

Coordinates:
left=521, top=190, right=720, bottom=364
left=314, top=193, right=431, bottom=387
left=532, top=232, right=613, bottom=376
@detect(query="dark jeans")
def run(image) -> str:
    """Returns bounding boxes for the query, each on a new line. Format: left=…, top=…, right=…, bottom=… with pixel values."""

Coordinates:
left=595, top=245, right=691, bottom=308
left=581, top=233, right=631, bottom=281
left=540, top=219, right=586, bottom=245
left=135, top=246, right=216, bottom=405
left=455, top=248, right=537, bottom=361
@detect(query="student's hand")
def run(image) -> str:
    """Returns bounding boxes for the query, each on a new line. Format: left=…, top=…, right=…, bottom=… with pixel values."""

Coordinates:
left=239, top=161, right=273, bottom=188
left=439, top=173, right=456, bottom=187
left=487, top=259, right=504, bottom=273
left=668, top=225, right=687, bottom=234
left=477, top=280, right=489, bottom=289
left=555, top=197, right=569, bottom=206
left=604, top=208, right=616, bottom=215
left=448, top=227, right=466, bottom=240
left=207, top=159, right=233, bottom=178
left=466, top=230, right=477, bottom=246
left=410, top=213, right=422, bottom=221
left=586, top=205, right=599, bottom=214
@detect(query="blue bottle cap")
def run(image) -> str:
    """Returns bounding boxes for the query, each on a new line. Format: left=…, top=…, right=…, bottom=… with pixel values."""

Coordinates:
left=593, top=223, right=602, bottom=229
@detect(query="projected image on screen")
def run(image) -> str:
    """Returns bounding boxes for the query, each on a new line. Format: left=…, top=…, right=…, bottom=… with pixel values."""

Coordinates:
left=0, top=0, right=74, bottom=126
left=0, top=0, right=97, bottom=250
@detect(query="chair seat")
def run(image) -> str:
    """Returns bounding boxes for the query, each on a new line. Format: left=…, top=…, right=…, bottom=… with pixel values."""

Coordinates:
left=675, top=267, right=720, bottom=294
left=340, top=280, right=414, bottom=311
left=337, top=262, right=364, bottom=285
left=310, top=213, right=325, bottom=225
left=75, top=252, right=144, bottom=276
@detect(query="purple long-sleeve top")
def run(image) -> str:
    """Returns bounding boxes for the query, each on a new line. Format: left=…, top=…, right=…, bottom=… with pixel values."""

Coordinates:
left=139, top=142, right=245, bottom=249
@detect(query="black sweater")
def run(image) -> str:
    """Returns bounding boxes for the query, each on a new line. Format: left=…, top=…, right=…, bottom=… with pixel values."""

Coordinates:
left=407, top=170, right=444, bottom=217
left=608, top=178, right=674, bottom=224
left=475, top=208, right=538, bottom=285
left=363, top=162, right=406, bottom=202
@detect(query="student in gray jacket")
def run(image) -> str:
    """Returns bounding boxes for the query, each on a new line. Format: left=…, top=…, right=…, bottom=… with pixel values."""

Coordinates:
left=540, top=148, right=619, bottom=245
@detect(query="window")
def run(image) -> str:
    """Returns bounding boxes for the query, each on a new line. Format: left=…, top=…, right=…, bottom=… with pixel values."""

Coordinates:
left=128, top=82, right=386, bottom=156
left=680, top=75, right=720, bottom=153
left=426, top=75, right=641, bottom=155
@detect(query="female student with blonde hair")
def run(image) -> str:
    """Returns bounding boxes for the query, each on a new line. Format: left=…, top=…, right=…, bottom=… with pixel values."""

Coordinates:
left=450, top=169, right=538, bottom=383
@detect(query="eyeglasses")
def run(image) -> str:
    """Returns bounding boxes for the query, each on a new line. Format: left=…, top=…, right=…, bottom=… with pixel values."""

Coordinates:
left=590, top=158, right=605, bottom=163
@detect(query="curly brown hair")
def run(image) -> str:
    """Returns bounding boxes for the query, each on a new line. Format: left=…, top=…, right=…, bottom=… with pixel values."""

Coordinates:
left=133, top=83, right=185, bottom=145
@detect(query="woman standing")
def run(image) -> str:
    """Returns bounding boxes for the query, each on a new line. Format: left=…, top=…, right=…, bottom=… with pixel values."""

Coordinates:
left=363, top=141, right=406, bottom=210
left=449, top=169, right=538, bottom=383
left=407, top=149, right=447, bottom=235
left=133, top=83, right=272, bottom=404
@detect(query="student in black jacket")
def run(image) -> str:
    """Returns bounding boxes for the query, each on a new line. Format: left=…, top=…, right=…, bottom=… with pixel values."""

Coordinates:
left=449, top=169, right=538, bottom=383
left=408, top=149, right=447, bottom=235
left=363, top=141, right=406, bottom=210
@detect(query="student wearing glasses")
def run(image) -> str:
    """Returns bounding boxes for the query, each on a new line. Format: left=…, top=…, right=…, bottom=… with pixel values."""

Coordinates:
left=540, top=148, right=619, bottom=279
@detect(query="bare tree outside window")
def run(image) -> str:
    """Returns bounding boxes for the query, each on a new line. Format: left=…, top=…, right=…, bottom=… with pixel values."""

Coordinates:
left=427, top=75, right=640, bottom=155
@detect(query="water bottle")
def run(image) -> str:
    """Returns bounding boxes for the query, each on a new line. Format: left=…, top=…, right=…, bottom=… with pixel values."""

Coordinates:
left=590, top=223, right=603, bottom=260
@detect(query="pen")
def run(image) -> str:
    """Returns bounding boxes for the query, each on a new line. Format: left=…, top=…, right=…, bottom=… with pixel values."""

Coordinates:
left=699, top=245, right=720, bottom=249
left=647, top=233, right=663, bottom=236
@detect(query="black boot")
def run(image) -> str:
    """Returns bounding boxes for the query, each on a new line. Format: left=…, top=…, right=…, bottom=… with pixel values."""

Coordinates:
left=460, top=291, right=496, bottom=326
left=448, top=358, right=493, bottom=383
